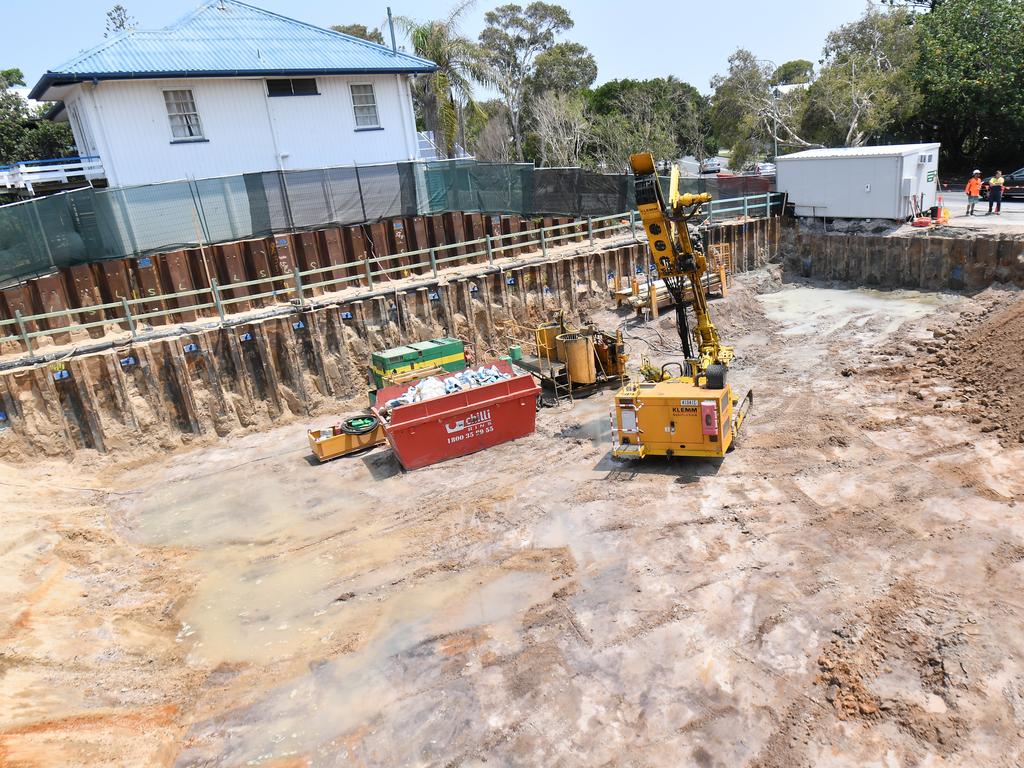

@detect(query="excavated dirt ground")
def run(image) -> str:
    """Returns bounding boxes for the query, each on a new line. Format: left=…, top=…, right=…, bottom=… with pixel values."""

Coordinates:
left=3, top=267, right=1024, bottom=767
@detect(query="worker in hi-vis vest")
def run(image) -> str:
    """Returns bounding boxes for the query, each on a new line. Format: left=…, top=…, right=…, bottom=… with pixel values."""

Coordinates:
left=987, top=171, right=1005, bottom=215
left=965, top=170, right=982, bottom=216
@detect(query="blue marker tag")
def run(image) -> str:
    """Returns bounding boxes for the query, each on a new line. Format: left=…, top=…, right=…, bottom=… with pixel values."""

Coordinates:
left=292, top=320, right=305, bottom=330
left=276, top=238, right=288, bottom=247
left=119, top=356, right=136, bottom=367
left=429, top=292, right=440, bottom=301
left=340, top=311, right=353, bottom=320
left=53, top=370, right=69, bottom=381
left=137, top=257, right=153, bottom=268
left=239, top=332, right=252, bottom=342
left=469, top=285, right=478, bottom=293
left=506, top=277, right=516, bottom=285
left=0, top=411, right=7, bottom=422
left=607, top=272, right=616, bottom=280
left=183, top=343, right=199, bottom=353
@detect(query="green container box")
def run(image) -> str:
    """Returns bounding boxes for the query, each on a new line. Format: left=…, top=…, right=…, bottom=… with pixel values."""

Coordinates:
left=370, top=336, right=466, bottom=387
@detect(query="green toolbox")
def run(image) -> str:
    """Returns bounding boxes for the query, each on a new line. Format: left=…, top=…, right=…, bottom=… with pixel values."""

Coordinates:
left=370, top=337, right=466, bottom=388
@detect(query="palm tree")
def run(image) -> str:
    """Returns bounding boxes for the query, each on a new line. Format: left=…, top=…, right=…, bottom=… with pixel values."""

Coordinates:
left=397, top=1, right=492, bottom=158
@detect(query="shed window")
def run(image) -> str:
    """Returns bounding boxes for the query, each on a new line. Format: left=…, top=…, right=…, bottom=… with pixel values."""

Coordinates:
left=267, top=78, right=319, bottom=97
left=350, top=84, right=380, bottom=128
left=163, top=90, right=204, bottom=140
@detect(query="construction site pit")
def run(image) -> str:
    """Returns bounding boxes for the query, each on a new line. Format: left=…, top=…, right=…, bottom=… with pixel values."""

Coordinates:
left=3, top=263, right=1024, bottom=767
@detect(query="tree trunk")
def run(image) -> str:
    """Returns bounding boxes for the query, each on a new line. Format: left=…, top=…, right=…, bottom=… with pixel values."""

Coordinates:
left=456, top=101, right=466, bottom=158
left=510, top=109, right=523, bottom=162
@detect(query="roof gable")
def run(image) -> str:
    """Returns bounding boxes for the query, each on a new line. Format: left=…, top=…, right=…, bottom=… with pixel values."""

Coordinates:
left=30, top=0, right=435, bottom=99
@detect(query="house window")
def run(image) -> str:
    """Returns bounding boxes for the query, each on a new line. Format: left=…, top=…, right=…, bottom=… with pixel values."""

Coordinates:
left=267, top=78, right=319, bottom=97
left=350, top=84, right=380, bottom=128
left=163, top=90, right=204, bottom=140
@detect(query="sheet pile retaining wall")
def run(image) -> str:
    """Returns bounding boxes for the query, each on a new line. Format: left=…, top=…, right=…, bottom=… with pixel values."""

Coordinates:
left=0, top=215, right=779, bottom=459
left=780, top=226, right=1024, bottom=290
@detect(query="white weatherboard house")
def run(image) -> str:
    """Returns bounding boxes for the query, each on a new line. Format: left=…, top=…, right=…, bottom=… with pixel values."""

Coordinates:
left=776, top=144, right=941, bottom=220
left=29, top=0, right=437, bottom=188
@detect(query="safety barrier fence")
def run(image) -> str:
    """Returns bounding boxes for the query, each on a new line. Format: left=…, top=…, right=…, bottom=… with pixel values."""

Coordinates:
left=0, top=193, right=784, bottom=355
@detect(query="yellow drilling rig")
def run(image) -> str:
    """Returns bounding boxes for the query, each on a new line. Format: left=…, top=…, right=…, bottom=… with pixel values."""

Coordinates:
left=611, top=152, right=753, bottom=460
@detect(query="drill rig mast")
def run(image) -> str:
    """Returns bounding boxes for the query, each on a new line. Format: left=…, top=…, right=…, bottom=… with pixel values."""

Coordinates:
left=632, top=152, right=732, bottom=384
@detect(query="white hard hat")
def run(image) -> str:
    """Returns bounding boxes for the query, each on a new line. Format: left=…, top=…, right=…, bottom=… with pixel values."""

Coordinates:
left=973, top=169, right=981, bottom=174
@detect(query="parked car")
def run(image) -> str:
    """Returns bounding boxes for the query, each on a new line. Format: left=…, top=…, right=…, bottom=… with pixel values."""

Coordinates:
left=981, top=167, right=1024, bottom=200
left=740, top=161, right=776, bottom=176
left=699, top=158, right=722, bottom=174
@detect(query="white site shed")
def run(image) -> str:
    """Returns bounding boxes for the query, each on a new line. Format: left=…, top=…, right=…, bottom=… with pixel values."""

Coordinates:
left=776, top=143, right=941, bottom=220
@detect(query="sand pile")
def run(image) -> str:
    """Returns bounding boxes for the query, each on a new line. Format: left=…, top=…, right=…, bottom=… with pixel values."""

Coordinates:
left=940, top=293, right=1024, bottom=444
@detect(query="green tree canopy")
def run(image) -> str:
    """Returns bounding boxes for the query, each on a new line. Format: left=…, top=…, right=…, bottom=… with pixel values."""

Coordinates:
left=772, top=59, right=814, bottom=85
left=711, top=51, right=814, bottom=167
left=527, top=42, right=597, bottom=95
left=588, top=82, right=679, bottom=171
left=330, top=23, right=385, bottom=45
left=397, top=1, right=492, bottom=158
left=914, top=0, right=1024, bottom=163
left=479, top=2, right=573, bottom=160
left=0, top=69, right=75, bottom=164
left=589, top=76, right=714, bottom=160
left=800, top=6, right=920, bottom=147
left=105, top=4, right=136, bottom=37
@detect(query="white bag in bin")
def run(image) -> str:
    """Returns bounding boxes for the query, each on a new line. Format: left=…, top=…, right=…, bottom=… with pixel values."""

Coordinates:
left=384, top=366, right=513, bottom=411
left=417, top=377, right=446, bottom=400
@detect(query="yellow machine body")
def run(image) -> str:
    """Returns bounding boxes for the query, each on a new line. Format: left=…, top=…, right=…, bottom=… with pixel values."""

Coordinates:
left=612, top=152, right=752, bottom=461
left=613, top=379, right=737, bottom=459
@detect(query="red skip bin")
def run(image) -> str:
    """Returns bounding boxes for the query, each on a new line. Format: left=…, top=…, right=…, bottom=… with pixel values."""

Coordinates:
left=373, top=360, right=540, bottom=470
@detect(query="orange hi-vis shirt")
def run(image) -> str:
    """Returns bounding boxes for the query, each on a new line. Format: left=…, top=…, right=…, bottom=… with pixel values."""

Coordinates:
left=966, top=177, right=982, bottom=196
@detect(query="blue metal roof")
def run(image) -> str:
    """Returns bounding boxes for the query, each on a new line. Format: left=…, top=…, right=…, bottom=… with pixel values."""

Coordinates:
left=30, top=0, right=436, bottom=100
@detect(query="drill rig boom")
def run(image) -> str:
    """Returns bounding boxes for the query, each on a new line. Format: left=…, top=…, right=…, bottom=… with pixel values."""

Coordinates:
left=630, top=152, right=733, bottom=379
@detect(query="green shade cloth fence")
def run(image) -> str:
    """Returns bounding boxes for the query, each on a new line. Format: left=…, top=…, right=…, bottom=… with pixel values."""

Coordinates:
left=0, top=159, right=774, bottom=286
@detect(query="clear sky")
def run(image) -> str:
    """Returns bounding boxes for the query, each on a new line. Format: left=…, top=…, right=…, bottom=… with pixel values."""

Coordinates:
left=6, top=0, right=871, bottom=97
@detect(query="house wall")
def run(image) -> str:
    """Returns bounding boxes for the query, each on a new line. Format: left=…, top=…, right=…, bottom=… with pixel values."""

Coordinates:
left=67, top=74, right=419, bottom=188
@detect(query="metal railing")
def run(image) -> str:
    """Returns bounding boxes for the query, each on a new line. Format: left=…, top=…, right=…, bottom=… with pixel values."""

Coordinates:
left=416, top=131, right=471, bottom=161
left=0, top=193, right=784, bottom=357
left=0, top=155, right=105, bottom=194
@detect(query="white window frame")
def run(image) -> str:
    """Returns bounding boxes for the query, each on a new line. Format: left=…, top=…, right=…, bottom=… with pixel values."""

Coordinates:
left=349, top=83, right=381, bottom=130
left=163, top=89, right=205, bottom=142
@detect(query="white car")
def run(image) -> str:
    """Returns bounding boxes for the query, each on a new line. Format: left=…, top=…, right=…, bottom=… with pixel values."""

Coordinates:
left=755, top=162, right=776, bottom=176
left=699, top=158, right=722, bottom=175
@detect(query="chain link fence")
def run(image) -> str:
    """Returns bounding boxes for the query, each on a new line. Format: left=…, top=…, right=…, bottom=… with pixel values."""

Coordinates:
left=0, top=159, right=774, bottom=286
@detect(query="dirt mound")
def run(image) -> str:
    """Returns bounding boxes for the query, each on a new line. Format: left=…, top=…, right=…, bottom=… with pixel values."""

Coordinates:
left=940, top=292, right=1024, bottom=445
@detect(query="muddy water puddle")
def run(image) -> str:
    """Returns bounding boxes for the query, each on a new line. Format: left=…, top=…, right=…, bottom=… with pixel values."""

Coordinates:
left=177, top=567, right=557, bottom=765
left=116, top=451, right=432, bottom=665
left=557, top=396, right=613, bottom=447
left=759, top=286, right=948, bottom=340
